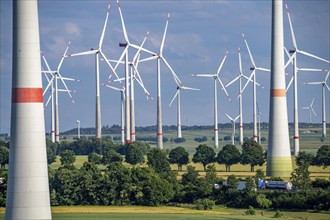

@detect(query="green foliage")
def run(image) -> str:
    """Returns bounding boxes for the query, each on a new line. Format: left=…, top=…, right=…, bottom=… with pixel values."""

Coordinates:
left=226, top=175, right=238, bottom=191
left=147, top=148, right=171, bottom=174
left=125, top=143, right=145, bottom=165
left=173, top=137, right=186, bottom=143
left=245, top=206, right=256, bottom=215
left=311, top=178, right=330, bottom=189
left=194, top=136, right=207, bottom=143
left=0, top=146, right=9, bottom=169
left=254, top=169, right=265, bottom=185
left=290, top=162, right=311, bottom=190
left=256, top=194, right=272, bottom=210
left=205, top=164, right=218, bottom=183
left=194, top=198, right=215, bottom=210
left=192, top=144, right=215, bottom=171
left=60, top=150, right=76, bottom=166
left=217, top=144, right=240, bottom=172
left=296, top=151, right=314, bottom=167
left=314, top=145, right=330, bottom=167
left=240, top=141, right=264, bottom=172
left=87, top=152, right=102, bottom=164
left=47, top=147, right=56, bottom=165
left=102, top=150, right=123, bottom=165
left=0, top=171, right=7, bottom=206
left=274, top=210, right=284, bottom=218
left=168, top=146, right=189, bottom=171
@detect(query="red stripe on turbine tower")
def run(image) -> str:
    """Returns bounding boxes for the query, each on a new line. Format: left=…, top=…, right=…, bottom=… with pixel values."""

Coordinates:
left=294, top=136, right=299, bottom=139
left=12, top=88, right=43, bottom=103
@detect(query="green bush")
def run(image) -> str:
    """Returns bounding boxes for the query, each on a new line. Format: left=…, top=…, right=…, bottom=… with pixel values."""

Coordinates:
left=194, top=198, right=215, bottom=210
left=274, top=210, right=284, bottom=218
left=245, top=206, right=256, bottom=215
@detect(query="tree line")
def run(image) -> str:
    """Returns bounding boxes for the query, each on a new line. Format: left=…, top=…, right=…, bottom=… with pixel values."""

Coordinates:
left=1, top=138, right=329, bottom=211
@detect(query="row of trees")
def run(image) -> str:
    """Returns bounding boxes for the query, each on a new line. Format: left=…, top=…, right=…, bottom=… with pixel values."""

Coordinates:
left=1, top=147, right=329, bottom=209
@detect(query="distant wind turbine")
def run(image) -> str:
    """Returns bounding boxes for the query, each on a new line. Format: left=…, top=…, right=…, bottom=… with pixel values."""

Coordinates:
left=225, top=113, right=240, bottom=145
left=139, top=13, right=182, bottom=149
left=41, top=42, right=79, bottom=143
left=240, top=33, right=270, bottom=142
left=169, top=85, right=199, bottom=139
left=66, top=2, right=123, bottom=141
left=284, top=2, right=330, bottom=156
left=302, top=98, right=317, bottom=124
left=225, top=48, right=263, bottom=145
left=304, top=71, right=330, bottom=140
left=193, top=51, right=231, bottom=149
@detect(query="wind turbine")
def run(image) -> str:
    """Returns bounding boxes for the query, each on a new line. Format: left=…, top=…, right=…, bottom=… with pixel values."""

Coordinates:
left=108, top=31, right=152, bottom=142
left=169, top=85, right=199, bottom=138
left=103, top=84, right=125, bottom=145
left=225, top=48, right=263, bottom=145
left=302, top=98, right=317, bottom=124
left=192, top=51, right=231, bottom=149
left=138, top=13, right=183, bottom=149
left=116, top=0, right=157, bottom=144
left=256, top=102, right=262, bottom=144
left=66, top=2, right=123, bottom=141
left=284, top=2, right=330, bottom=156
left=304, top=71, right=330, bottom=140
left=240, top=33, right=270, bottom=143
left=225, top=113, right=240, bottom=145
left=41, top=42, right=78, bottom=143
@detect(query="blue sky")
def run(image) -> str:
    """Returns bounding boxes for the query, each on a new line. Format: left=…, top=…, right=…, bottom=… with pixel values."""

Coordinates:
left=0, top=0, right=329, bottom=134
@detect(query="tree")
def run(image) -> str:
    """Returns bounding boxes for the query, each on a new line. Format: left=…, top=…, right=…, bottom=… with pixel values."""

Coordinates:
left=88, top=152, right=102, bottom=164
left=226, top=174, right=239, bottom=191
left=217, top=144, right=241, bottom=172
left=240, top=141, right=264, bottom=172
left=47, top=147, right=56, bottom=165
left=147, top=148, right=171, bottom=174
left=296, top=151, right=314, bottom=167
left=59, top=150, right=76, bottom=166
left=168, top=146, right=189, bottom=171
left=314, top=145, right=330, bottom=168
left=290, top=162, right=311, bottom=190
left=192, top=144, right=215, bottom=171
left=254, top=169, right=265, bottom=186
left=125, top=143, right=145, bottom=165
left=256, top=194, right=272, bottom=216
left=0, top=146, right=9, bottom=169
left=102, top=150, right=123, bottom=165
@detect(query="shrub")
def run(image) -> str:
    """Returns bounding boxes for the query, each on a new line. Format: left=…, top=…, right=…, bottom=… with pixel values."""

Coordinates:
left=245, top=206, right=256, bottom=215
left=194, top=198, right=215, bottom=210
left=274, top=210, right=284, bottom=218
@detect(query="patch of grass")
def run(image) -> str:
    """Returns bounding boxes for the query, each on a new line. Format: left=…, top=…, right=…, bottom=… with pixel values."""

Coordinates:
left=1, top=206, right=329, bottom=220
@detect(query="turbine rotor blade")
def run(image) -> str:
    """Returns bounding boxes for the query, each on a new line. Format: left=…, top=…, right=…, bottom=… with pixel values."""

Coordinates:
left=298, top=50, right=330, bottom=63
left=216, top=51, right=229, bottom=76
left=242, top=33, right=256, bottom=67
left=285, top=2, right=298, bottom=49
left=160, top=13, right=170, bottom=55
left=169, top=89, right=179, bottom=107
left=117, top=0, right=129, bottom=43
left=99, top=3, right=111, bottom=48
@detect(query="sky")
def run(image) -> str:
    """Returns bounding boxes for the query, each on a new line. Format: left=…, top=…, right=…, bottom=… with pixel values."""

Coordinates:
left=0, top=0, right=329, bottom=134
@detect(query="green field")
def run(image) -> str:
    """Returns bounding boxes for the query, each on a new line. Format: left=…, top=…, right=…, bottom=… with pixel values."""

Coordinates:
left=1, top=206, right=329, bottom=220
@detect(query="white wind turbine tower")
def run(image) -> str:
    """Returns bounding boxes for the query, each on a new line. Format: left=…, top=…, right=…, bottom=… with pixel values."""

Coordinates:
left=116, top=0, right=156, bottom=144
left=193, top=51, right=231, bottom=149
left=103, top=84, right=125, bottom=145
left=41, top=42, right=78, bottom=143
left=304, top=71, right=330, bottom=140
left=169, top=84, right=199, bottom=138
left=66, top=3, right=123, bottom=141
left=240, top=33, right=270, bottom=143
left=256, top=102, right=262, bottom=143
left=225, top=48, right=263, bottom=145
left=139, top=13, right=183, bottom=149
left=284, top=2, right=330, bottom=156
left=225, top=113, right=240, bottom=145
left=302, top=98, right=317, bottom=124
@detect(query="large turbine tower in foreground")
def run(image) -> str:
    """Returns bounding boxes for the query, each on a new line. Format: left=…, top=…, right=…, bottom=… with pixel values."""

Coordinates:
left=6, top=0, right=52, bottom=219
left=266, top=0, right=292, bottom=177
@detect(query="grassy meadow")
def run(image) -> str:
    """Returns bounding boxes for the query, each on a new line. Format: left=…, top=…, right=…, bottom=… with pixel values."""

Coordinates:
left=1, top=206, right=330, bottom=220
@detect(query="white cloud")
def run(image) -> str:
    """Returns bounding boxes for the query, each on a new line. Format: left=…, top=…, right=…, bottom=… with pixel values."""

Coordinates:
left=64, top=22, right=81, bottom=38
